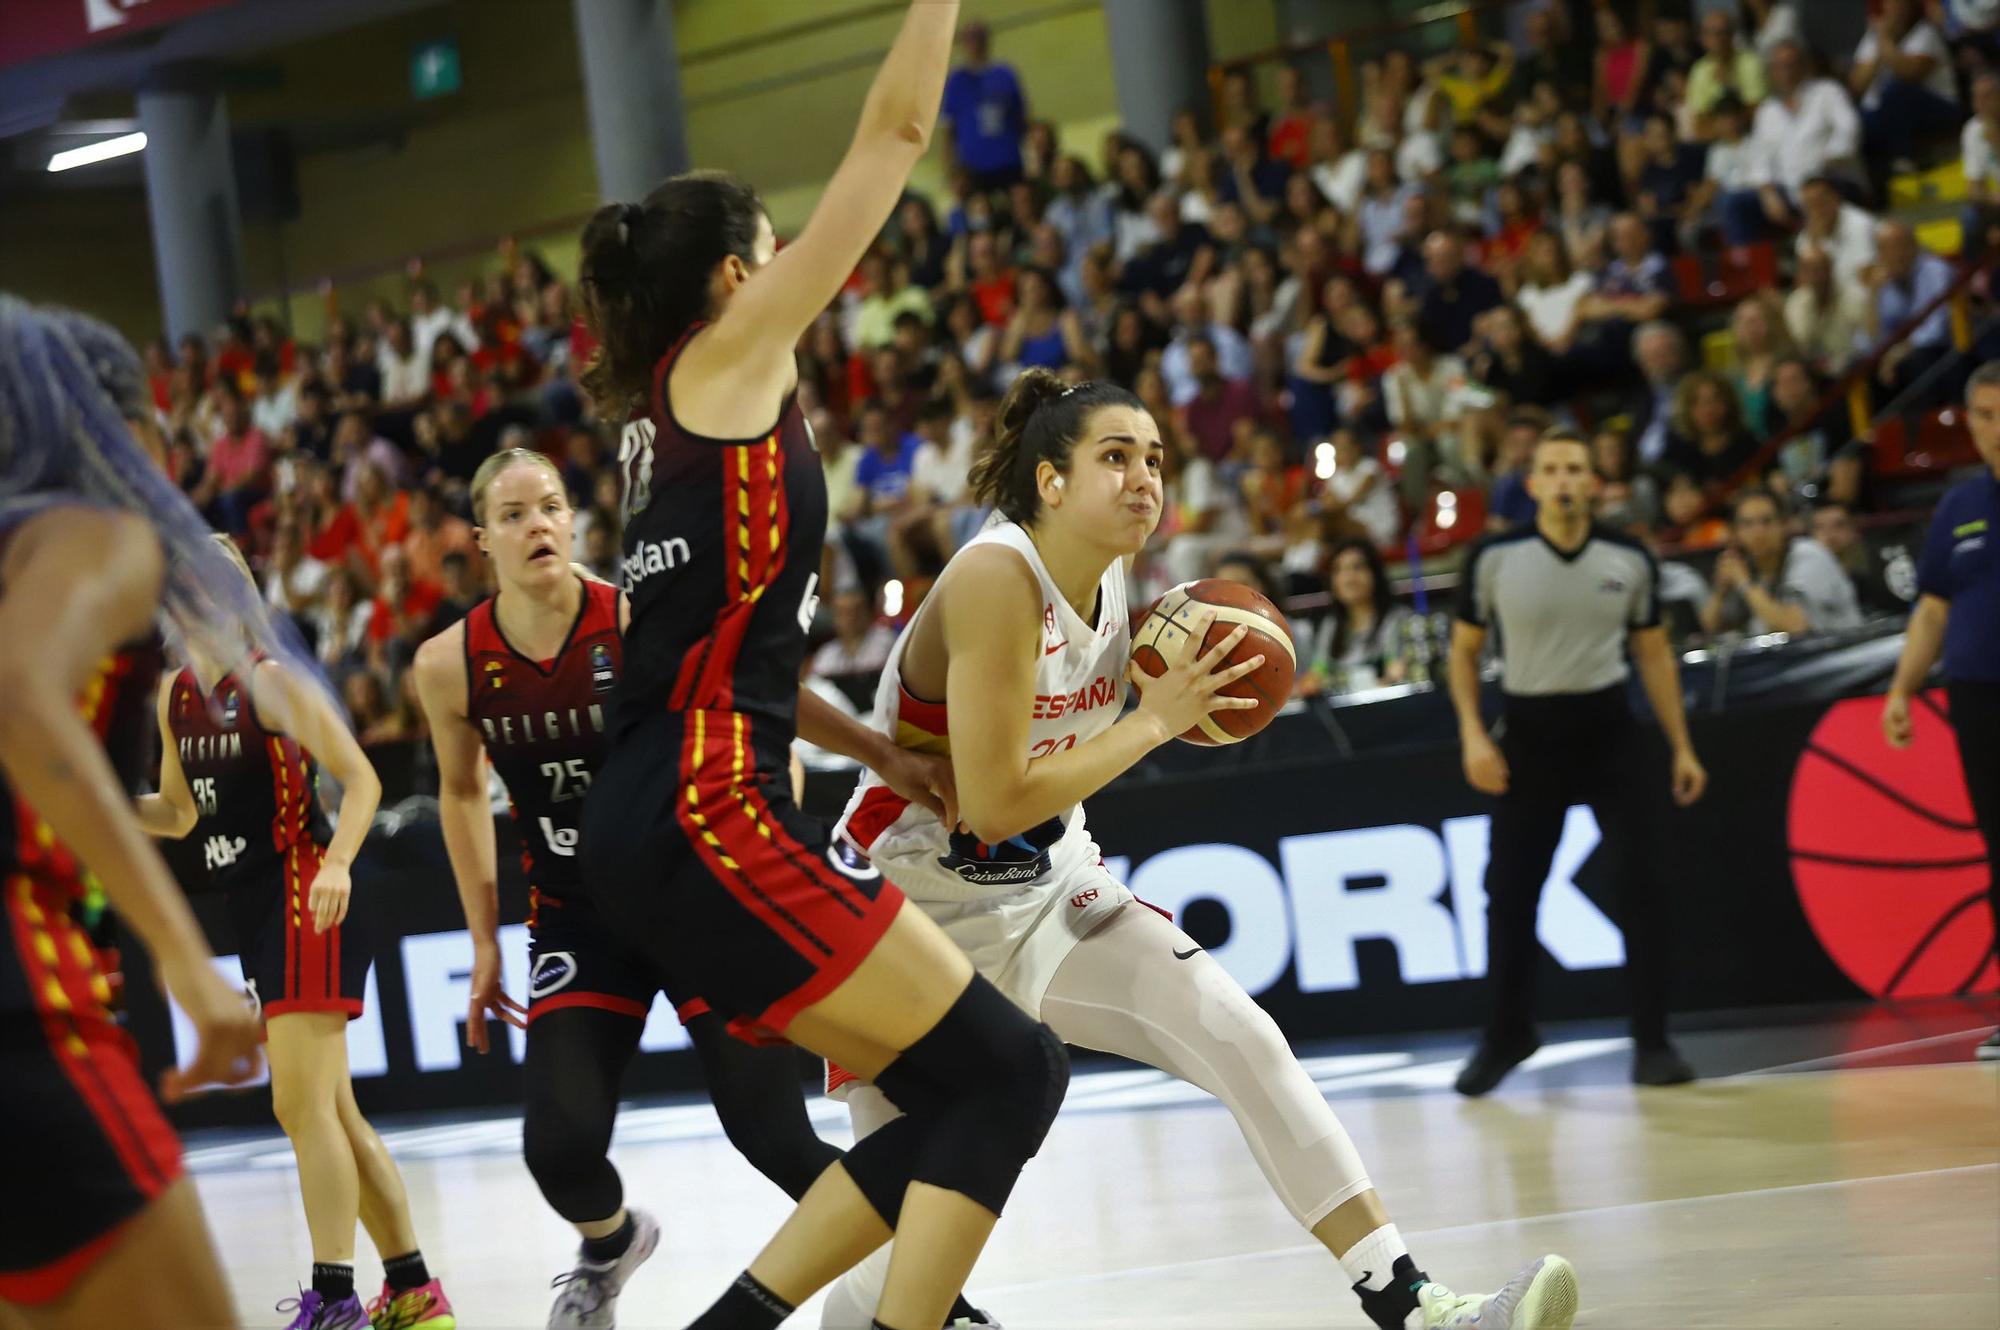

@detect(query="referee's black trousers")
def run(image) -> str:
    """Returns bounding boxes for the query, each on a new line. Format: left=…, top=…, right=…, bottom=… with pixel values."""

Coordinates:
left=1483, top=685, right=1673, bottom=1049
left=1947, top=681, right=2000, bottom=973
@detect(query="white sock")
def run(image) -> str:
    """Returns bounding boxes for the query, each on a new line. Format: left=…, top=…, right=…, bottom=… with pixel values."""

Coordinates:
left=1339, top=1223, right=1411, bottom=1292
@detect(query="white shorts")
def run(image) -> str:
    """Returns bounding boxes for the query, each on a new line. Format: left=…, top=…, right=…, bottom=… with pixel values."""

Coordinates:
left=824, top=858, right=1131, bottom=1100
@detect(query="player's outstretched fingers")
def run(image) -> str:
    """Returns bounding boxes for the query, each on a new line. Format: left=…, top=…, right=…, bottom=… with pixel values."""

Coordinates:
left=1195, top=622, right=1250, bottom=671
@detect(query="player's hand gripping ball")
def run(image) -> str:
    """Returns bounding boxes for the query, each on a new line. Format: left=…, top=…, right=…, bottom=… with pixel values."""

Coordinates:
left=1131, top=579, right=1297, bottom=745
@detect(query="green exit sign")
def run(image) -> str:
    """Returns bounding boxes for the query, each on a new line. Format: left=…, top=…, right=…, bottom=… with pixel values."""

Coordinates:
left=411, top=38, right=461, bottom=99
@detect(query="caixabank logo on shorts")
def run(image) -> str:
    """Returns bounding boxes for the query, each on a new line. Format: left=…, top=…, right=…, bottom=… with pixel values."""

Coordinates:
left=937, top=815, right=1066, bottom=885
left=1786, top=692, right=1997, bottom=1000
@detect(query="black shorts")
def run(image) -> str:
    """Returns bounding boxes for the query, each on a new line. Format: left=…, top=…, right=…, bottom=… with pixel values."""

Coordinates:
left=526, top=891, right=708, bottom=1025
left=0, top=1014, right=182, bottom=1304
left=581, top=710, right=903, bottom=1040
left=226, top=844, right=372, bottom=1022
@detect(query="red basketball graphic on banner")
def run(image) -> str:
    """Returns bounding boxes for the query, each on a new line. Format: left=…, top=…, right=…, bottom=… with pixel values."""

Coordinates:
left=1787, top=691, right=1996, bottom=999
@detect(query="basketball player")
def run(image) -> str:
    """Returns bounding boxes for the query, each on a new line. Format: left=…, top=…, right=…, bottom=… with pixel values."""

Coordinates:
left=138, top=539, right=453, bottom=1330
left=817, top=369, right=1577, bottom=1330
left=413, top=449, right=989, bottom=1330
left=573, top=5, right=1090, bottom=1327
left=0, top=297, right=263, bottom=1329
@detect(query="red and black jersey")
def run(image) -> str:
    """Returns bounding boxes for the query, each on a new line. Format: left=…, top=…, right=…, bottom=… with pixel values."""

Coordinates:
left=0, top=640, right=162, bottom=1018
left=611, top=323, right=827, bottom=767
left=166, top=667, right=331, bottom=894
left=464, top=576, right=621, bottom=905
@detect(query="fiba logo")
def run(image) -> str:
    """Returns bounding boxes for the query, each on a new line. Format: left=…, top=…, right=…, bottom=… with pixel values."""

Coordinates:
left=1787, top=693, right=1997, bottom=999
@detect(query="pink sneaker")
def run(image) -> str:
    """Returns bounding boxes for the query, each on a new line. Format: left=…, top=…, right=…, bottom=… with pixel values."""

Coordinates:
left=365, top=1279, right=455, bottom=1330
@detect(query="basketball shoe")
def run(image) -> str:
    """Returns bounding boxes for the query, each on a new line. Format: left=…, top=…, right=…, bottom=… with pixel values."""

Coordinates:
left=1359, top=1254, right=1578, bottom=1329
left=366, top=1277, right=455, bottom=1329
left=547, top=1208, right=661, bottom=1330
left=278, top=1288, right=370, bottom=1330
left=1977, top=1030, right=1999, bottom=1060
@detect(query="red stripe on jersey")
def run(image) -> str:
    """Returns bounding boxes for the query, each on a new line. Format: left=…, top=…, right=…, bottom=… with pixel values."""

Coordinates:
left=673, top=714, right=833, bottom=959
left=843, top=785, right=910, bottom=853
left=668, top=433, right=791, bottom=716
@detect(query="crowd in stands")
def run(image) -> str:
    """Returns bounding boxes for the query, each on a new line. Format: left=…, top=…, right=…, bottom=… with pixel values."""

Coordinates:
left=149, top=1, right=1998, bottom=738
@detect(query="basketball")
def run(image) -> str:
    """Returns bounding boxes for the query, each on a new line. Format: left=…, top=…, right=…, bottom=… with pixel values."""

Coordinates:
left=1787, top=692, right=1998, bottom=1000
left=1130, top=579, right=1297, bottom=745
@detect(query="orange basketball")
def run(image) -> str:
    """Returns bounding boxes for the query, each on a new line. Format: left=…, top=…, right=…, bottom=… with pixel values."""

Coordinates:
left=1130, top=579, right=1297, bottom=745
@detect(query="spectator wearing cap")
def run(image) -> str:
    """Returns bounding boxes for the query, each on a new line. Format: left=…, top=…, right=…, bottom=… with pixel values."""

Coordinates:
left=1718, top=41, right=1861, bottom=244
left=1684, top=9, right=1767, bottom=135
left=1701, top=489, right=1862, bottom=637
left=1883, top=362, right=2000, bottom=1062
left=1860, top=219, right=1957, bottom=403
left=1851, top=0, right=1962, bottom=189
left=1413, top=229, right=1502, bottom=359
left=939, top=21, right=1028, bottom=192
left=1794, top=176, right=1879, bottom=288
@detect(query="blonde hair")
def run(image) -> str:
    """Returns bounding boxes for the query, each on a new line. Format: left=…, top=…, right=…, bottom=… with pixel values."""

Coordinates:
left=470, top=447, right=567, bottom=525
left=210, top=532, right=256, bottom=589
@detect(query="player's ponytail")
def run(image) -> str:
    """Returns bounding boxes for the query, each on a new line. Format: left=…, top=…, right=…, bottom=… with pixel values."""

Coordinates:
left=578, top=169, right=765, bottom=420
left=970, top=370, right=1142, bottom=527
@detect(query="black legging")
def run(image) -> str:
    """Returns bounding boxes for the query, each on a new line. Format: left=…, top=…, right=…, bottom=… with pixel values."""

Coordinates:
left=522, top=1006, right=838, bottom=1223
left=1947, top=681, right=2000, bottom=985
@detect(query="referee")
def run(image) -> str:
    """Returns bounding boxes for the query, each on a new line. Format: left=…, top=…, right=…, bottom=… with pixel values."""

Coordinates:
left=1448, top=430, right=1708, bottom=1096
left=1882, top=360, right=2000, bottom=1061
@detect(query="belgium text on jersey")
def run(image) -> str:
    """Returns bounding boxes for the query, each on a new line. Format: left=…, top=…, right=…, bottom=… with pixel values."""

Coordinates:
left=480, top=705, right=606, bottom=747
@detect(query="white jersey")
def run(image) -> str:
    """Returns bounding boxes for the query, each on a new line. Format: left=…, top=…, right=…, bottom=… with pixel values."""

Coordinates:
left=836, top=520, right=1130, bottom=904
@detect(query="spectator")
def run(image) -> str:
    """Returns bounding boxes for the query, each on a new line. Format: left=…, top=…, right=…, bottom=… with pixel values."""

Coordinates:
left=1662, top=368, right=1761, bottom=485
left=1809, top=497, right=1903, bottom=615
left=1162, top=424, right=1250, bottom=584
left=1043, top=158, right=1114, bottom=290
left=1478, top=180, right=1541, bottom=275
left=1159, top=107, right=1207, bottom=186
left=376, top=318, right=428, bottom=409
left=810, top=588, right=897, bottom=679
left=248, top=351, right=297, bottom=439
left=1266, top=65, right=1314, bottom=169
left=1784, top=246, right=1873, bottom=375
left=850, top=250, right=932, bottom=352
left=1744, top=0, right=1804, bottom=57
left=1499, top=81, right=1560, bottom=177
left=1296, top=538, right=1413, bottom=696
left=962, top=229, right=1018, bottom=327
left=331, top=411, right=408, bottom=502
left=402, top=485, right=477, bottom=588
left=365, top=545, right=443, bottom=661
left=1729, top=296, right=1794, bottom=433
left=1000, top=266, right=1094, bottom=375
left=1572, top=213, right=1675, bottom=372
left=1628, top=320, right=1691, bottom=464
left=1593, top=426, right=1660, bottom=529
left=1470, top=305, right=1559, bottom=409
left=1384, top=321, right=1480, bottom=499
left=1592, top=7, right=1655, bottom=130
left=1632, top=112, right=1708, bottom=250
left=896, top=194, right=951, bottom=291
left=263, top=517, right=330, bottom=620
left=1794, top=175, right=1879, bottom=288
left=1720, top=41, right=1861, bottom=244
left=845, top=402, right=921, bottom=580
left=1307, top=115, right=1368, bottom=215
left=1659, top=468, right=1728, bottom=546
left=1765, top=356, right=1866, bottom=509
left=1685, top=9, right=1767, bottom=134
left=198, top=382, right=273, bottom=534
left=1178, top=333, right=1261, bottom=462
left=1552, top=158, right=1615, bottom=261
left=1963, top=72, right=2000, bottom=258
left=1102, top=301, right=1166, bottom=391
left=289, top=381, right=335, bottom=461
left=1413, top=229, right=1503, bottom=358
left=1686, top=94, right=1764, bottom=246
left=1319, top=427, right=1400, bottom=548
left=1160, top=286, right=1252, bottom=407
left=1700, top=489, right=1864, bottom=636
left=1512, top=6, right=1589, bottom=108
left=1105, top=140, right=1165, bottom=264
left=1121, top=192, right=1215, bottom=309
left=1354, top=149, right=1416, bottom=275
left=324, top=338, right=380, bottom=414
left=344, top=669, right=414, bottom=747
left=1851, top=0, right=1961, bottom=188
left=1429, top=40, right=1515, bottom=126
left=312, top=566, right=372, bottom=672
left=577, top=523, right=619, bottom=590
left=408, top=281, right=478, bottom=368
left=426, top=550, right=484, bottom=637
left=1512, top=230, right=1595, bottom=356
left=1860, top=219, right=1958, bottom=402
left=1481, top=408, right=1544, bottom=531
left=939, top=21, right=1028, bottom=191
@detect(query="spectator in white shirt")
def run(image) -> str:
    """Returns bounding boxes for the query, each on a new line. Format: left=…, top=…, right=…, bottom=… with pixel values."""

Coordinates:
left=1964, top=72, right=2000, bottom=258
left=1784, top=246, right=1871, bottom=373
left=1701, top=489, right=1862, bottom=638
left=1719, top=41, right=1862, bottom=245
left=1851, top=0, right=1963, bottom=188
left=808, top=589, right=898, bottom=680
left=1307, top=115, right=1369, bottom=216
left=1793, top=176, right=1878, bottom=287
left=1744, top=0, right=1804, bottom=58
left=1684, top=94, right=1764, bottom=245
left=407, top=281, right=479, bottom=367
left=375, top=319, right=429, bottom=408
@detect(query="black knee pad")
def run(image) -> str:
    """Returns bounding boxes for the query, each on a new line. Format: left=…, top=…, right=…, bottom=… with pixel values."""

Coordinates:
left=873, top=974, right=1070, bottom=1214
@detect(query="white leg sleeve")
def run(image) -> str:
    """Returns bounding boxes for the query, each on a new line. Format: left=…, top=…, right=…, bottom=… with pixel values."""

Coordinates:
left=819, top=1084, right=904, bottom=1330
left=1040, top=901, right=1375, bottom=1229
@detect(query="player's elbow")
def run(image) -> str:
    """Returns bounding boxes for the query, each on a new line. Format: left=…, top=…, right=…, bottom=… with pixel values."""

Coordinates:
left=960, top=789, right=1030, bottom=848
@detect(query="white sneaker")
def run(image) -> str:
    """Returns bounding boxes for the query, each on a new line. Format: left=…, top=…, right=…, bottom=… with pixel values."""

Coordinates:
left=1976, top=1030, right=1999, bottom=1061
left=1417, top=1254, right=1578, bottom=1329
left=948, top=1315, right=1004, bottom=1329
left=546, top=1209, right=661, bottom=1330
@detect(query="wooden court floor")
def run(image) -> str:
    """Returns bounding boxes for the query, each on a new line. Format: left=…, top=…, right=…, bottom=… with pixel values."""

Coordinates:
left=189, top=1016, right=2000, bottom=1329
